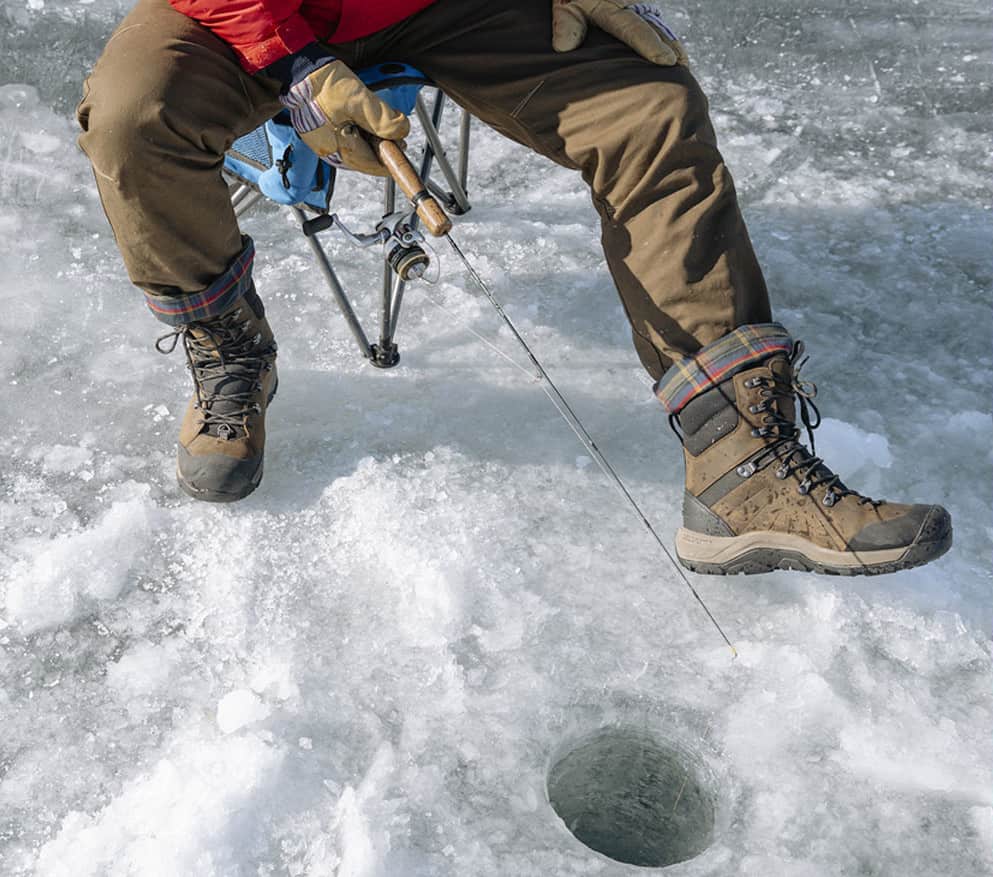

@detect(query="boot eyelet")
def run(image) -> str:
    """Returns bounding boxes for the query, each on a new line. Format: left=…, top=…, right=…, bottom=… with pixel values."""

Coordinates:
left=776, top=467, right=788, bottom=479
left=823, top=493, right=837, bottom=507
left=736, top=462, right=757, bottom=478
left=797, top=482, right=810, bottom=496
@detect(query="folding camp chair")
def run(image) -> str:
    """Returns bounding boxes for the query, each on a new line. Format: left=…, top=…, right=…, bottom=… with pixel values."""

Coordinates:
left=222, top=63, right=472, bottom=368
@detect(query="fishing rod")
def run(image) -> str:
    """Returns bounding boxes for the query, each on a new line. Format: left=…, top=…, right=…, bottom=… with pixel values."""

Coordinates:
left=355, top=137, right=738, bottom=657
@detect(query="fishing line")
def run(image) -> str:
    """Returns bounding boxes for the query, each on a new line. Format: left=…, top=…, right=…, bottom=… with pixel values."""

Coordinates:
left=444, top=235, right=738, bottom=658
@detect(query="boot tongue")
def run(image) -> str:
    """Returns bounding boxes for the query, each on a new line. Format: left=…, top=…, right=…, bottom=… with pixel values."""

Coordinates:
left=187, top=320, right=260, bottom=440
left=767, top=355, right=797, bottom=425
left=187, top=325, right=223, bottom=356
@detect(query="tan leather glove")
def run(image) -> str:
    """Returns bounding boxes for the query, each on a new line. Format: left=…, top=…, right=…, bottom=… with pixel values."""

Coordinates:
left=280, top=60, right=410, bottom=177
left=552, top=0, right=688, bottom=66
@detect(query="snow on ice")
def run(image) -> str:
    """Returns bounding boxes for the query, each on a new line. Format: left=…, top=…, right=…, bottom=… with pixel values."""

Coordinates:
left=1, top=1, right=991, bottom=875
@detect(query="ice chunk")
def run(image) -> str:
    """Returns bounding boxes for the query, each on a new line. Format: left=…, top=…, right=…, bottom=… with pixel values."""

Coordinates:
left=31, top=443, right=93, bottom=474
left=216, top=689, right=270, bottom=734
left=105, top=640, right=180, bottom=697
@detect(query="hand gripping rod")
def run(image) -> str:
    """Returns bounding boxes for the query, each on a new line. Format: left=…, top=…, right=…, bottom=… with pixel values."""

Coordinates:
left=372, top=137, right=737, bottom=657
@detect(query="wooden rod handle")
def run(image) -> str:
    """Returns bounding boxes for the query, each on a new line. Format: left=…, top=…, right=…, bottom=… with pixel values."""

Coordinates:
left=373, top=138, right=453, bottom=237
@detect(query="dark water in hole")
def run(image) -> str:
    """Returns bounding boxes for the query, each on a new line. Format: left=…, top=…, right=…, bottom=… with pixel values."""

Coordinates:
left=547, top=727, right=715, bottom=868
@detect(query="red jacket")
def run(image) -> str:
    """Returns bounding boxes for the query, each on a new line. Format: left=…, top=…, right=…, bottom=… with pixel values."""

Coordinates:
left=169, top=0, right=438, bottom=73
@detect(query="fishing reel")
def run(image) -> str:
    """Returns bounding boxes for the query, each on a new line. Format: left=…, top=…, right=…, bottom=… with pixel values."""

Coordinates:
left=379, top=212, right=431, bottom=281
left=303, top=209, right=434, bottom=283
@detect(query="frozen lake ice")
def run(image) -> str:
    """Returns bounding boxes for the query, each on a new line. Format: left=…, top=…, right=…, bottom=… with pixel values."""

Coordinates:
left=1, top=1, right=991, bottom=875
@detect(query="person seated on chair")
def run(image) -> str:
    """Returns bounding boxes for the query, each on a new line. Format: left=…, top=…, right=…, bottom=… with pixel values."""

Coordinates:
left=76, top=0, right=951, bottom=576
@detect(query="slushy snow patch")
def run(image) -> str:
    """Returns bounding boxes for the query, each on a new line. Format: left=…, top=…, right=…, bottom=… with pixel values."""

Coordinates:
left=2, top=497, right=157, bottom=634
left=33, top=734, right=281, bottom=877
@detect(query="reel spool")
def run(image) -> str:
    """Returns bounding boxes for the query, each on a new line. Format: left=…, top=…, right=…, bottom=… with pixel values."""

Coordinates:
left=383, top=220, right=430, bottom=281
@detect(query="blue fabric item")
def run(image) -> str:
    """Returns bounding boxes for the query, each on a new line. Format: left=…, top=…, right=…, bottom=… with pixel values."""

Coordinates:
left=255, top=115, right=324, bottom=206
left=356, top=63, right=428, bottom=115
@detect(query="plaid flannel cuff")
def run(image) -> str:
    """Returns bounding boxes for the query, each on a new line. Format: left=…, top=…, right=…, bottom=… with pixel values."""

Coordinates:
left=655, top=323, right=794, bottom=414
left=144, top=238, right=255, bottom=326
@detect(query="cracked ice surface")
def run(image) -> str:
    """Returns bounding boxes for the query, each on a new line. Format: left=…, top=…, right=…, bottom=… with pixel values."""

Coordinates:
left=1, top=1, right=991, bottom=875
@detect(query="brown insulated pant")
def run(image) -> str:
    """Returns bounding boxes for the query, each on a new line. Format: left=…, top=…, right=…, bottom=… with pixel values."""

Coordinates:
left=77, top=0, right=772, bottom=379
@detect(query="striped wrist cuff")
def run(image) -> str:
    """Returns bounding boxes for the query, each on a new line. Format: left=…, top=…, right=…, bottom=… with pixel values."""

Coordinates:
left=143, top=237, right=256, bottom=326
left=282, top=77, right=325, bottom=132
left=654, top=323, right=794, bottom=414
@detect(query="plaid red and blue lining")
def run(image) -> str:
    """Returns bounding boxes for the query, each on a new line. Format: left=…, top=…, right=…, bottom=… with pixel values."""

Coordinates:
left=655, top=323, right=793, bottom=414
left=144, top=237, right=255, bottom=326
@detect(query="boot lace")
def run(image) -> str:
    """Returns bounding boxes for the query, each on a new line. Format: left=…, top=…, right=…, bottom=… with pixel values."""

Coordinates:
left=155, top=307, right=274, bottom=441
left=744, top=342, right=879, bottom=508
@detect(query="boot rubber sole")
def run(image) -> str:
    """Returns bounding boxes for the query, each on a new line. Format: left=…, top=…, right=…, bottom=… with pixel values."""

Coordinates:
left=675, top=524, right=952, bottom=576
left=176, top=378, right=277, bottom=504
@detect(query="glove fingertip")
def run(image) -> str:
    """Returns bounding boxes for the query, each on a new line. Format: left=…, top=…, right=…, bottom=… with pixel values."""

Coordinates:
left=652, top=45, right=678, bottom=66
left=552, top=34, right=584, bottom=53
left=551, top=3, right=587, bottom=53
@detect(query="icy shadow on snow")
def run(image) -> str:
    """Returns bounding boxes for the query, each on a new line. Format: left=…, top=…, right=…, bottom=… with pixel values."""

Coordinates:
left=253, top=365, right=672, bottom=512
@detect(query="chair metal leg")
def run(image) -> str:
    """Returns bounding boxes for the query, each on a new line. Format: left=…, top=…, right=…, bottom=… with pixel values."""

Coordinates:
left=233, top=189, right=265, bottom=217
left=229, top=182, right=249, bottom=204
left=457, top=109, right=471, bottom=194
left=415, top=92, right=471, bottom=215
left=373, top=179, right=402, bottom=368
left=292, top=206, right=375, bottom=361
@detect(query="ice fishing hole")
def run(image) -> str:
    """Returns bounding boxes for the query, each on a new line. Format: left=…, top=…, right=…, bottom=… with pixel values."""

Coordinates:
left=546, top=727, right=716, bottom=869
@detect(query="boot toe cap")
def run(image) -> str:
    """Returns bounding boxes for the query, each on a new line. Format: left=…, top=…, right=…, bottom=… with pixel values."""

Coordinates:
left=177, top=446, right=264, bottom=502
left=848, top=504, right=952, bottom=552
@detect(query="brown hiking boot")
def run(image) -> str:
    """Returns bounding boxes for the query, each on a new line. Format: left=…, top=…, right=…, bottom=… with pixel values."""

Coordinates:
left=670, top=342, right=951, bottom=575
left=156, top=286, right=277, bottom=502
